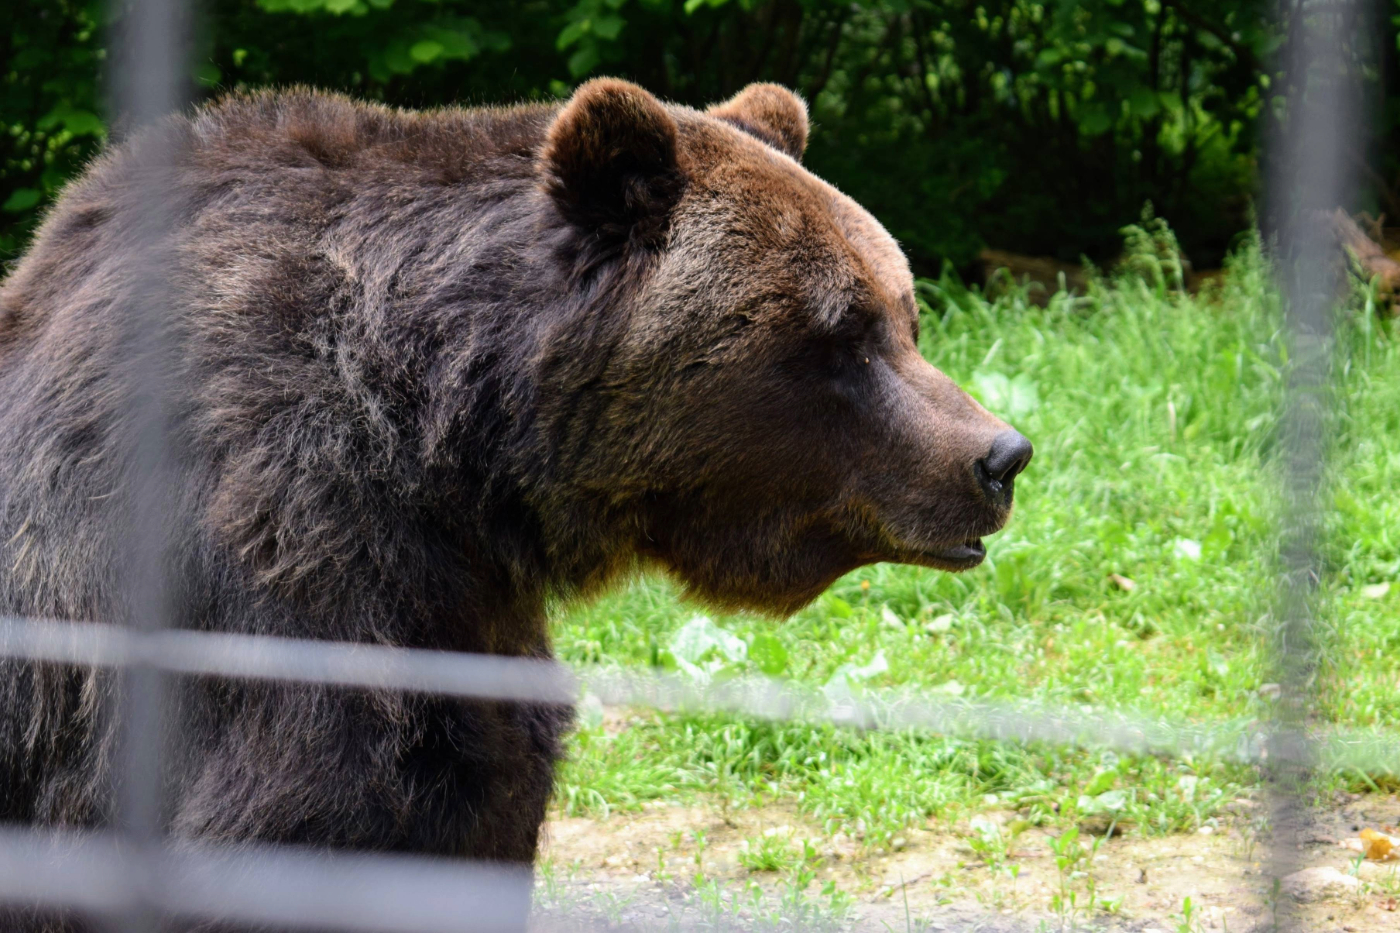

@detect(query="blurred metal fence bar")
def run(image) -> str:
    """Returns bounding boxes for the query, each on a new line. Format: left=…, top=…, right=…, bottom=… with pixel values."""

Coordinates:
left=0, top=614, right=577, bottom=705
left=4, top=613, right=1396, bottom=773
left=108, top=0, right=190, bottom=924
left=111, top=0, right=186, bottom=922
left=1266, top=1, right=1361, bottom=928
left=0, top=826, right=533, bottom=933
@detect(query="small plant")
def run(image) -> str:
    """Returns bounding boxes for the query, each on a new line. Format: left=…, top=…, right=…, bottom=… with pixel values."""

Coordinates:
left=1373, top=865, right=1400, bottom=897
left=739, top=829, right=798, bottom=873
left=1048, top=827, right=1087, bottom=930
left=691, top=827, right=709, bottom=881
left=653, top=845, right=672, bottom=884
left=1174, top=895, right=1201, bottom=933
left=966, top=815, right=1010, bottom=870
left=1048, top=825, right=1115, bottom=930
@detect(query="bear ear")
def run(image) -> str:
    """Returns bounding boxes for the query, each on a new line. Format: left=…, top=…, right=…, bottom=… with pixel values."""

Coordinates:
left=707, top=84, right=808, bottom=160
left=540, top=78, right=684, bottom=239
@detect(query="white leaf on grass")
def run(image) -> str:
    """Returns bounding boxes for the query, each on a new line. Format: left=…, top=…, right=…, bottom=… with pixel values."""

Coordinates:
left=925, top=613, right=956, bottom=634
left=1173, top=538, right=1202, bottom=561
left=822, top=650, right=890, bottom=701
left=1078, top=789, right=1128, bottom=814
left=669, top=616, right=747, bottom=680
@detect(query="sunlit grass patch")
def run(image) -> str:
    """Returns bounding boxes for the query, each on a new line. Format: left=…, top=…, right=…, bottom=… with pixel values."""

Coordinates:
left=550, top=232, right=1399, bottom=846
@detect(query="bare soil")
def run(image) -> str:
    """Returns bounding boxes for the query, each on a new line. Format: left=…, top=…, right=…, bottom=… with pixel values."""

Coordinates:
left=535, top=794, right=1400, bottom=932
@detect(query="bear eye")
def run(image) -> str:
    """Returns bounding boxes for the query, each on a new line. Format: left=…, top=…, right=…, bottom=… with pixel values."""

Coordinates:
left=807, top=313, right=878, bottom=378
left=827, top=308, right=877, bottom=345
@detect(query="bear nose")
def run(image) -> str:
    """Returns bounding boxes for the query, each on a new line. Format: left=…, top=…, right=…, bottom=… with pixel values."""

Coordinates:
left=976, top=430, right=1033, bottom=504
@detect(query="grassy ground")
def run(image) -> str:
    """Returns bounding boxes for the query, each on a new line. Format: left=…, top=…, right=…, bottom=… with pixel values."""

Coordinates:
left=541, top=227, right=1400, bottom=926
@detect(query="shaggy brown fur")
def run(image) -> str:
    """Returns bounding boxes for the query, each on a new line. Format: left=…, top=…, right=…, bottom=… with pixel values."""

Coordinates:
left=0, top=80, right=1027, bottom=931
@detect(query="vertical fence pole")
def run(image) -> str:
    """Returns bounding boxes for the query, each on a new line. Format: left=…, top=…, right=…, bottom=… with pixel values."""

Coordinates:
left=109, top=0, right=186, bottom=929
left=1266, top=2, right=1359, bottom=928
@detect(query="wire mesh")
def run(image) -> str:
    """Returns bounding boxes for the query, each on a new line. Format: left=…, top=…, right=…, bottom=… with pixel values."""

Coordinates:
left=0, top=0, right=1391, bottom=931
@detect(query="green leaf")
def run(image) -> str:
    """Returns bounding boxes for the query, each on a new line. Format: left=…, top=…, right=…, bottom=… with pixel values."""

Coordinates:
left=567, top=46, right=600, bottom=78
left=60, top=109, right=104, bottom=137
left=2, top=189, right=41, bottom=213
left=822, top=595, right=854, bottom=619
left=1084, top=769, right=1116, bottom=796
left=747, top=633, right=789, bottom=676
left=1078, top=102, right=1113, bottom=136
left=382, top=41, right=416, bottom=74
left=1128, top=87, right=1160, bottom=119
left=1203, top=514, right=1233, bottom=558
left=479, top=30, right=510, bottom=53
left=971, top=371, right=1040, bottom=421
left=409, top=40, right=445, bottom=64
left=591, top=14, right=625, bottom=40
left=556, top=20, right=588, bottom=51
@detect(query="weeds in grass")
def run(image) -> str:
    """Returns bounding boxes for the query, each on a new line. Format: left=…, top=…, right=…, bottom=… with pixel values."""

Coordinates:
left=738, top=830, right=799, bottom=873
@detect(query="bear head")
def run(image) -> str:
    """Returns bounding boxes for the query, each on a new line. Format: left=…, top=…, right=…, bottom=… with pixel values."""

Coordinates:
left=537, top=79, right=1032, bottom=615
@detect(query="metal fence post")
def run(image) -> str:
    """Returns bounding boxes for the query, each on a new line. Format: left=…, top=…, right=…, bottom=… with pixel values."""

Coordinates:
left=1266, top=1, right=1361, bottom=927
left=109, top=0, right=188, bottom=929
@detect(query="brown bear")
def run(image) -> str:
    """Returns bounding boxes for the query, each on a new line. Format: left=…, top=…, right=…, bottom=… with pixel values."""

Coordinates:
left=0, top=80, right=1031, bottom=930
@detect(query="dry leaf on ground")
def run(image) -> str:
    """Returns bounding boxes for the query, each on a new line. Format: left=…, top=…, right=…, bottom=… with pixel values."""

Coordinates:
left=1340, top=828, right=1399, bottom=861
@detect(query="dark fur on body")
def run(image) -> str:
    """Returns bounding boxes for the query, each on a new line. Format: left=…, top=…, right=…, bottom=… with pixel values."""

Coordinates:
left=0, top=82, right=1023, bottom=931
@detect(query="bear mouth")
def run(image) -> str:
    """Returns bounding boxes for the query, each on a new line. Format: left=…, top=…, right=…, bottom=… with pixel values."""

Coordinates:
left=914, top=538, right=987, bottom=570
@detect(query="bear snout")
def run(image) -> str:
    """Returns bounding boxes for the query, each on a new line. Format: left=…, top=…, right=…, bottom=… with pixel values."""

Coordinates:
left=974, top=429, right=1034, bottom=508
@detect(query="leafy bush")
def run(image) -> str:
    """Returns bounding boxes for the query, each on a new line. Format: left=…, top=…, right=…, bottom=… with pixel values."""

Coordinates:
left=7, top=0, right=1389, bottom=276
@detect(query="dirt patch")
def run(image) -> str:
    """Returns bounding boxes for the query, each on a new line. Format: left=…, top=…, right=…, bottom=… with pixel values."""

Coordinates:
left=534, top=794, right=1400, bottom=931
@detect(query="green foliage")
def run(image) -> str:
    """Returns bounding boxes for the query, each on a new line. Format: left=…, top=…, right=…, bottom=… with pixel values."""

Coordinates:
left=0, top=0, right=107, bottom=257
left=6, top=0, right=1385, bottom=274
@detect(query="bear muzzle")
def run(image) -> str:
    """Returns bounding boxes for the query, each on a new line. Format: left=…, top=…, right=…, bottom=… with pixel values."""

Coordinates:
left=974, top=429, right=1034, bottom=509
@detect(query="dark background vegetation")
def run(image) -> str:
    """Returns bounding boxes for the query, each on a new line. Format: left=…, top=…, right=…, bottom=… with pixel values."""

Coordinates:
left=2, top=1, right=1396, bottom=274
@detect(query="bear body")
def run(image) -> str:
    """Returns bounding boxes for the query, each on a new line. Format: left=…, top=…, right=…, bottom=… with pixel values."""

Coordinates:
left=0, top=81, right=1027, bottom=931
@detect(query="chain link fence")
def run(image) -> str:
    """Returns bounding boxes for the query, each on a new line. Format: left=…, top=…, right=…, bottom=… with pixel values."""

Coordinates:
left=0, top=1, right=1393, bottom=930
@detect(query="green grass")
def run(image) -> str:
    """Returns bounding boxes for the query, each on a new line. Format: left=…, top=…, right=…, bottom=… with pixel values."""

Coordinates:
left=548, top=228, right=1400, bottom=851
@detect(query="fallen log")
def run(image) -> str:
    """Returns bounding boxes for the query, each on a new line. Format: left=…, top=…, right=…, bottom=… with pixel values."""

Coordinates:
left=1327, top=208, right=1400, bottom=306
